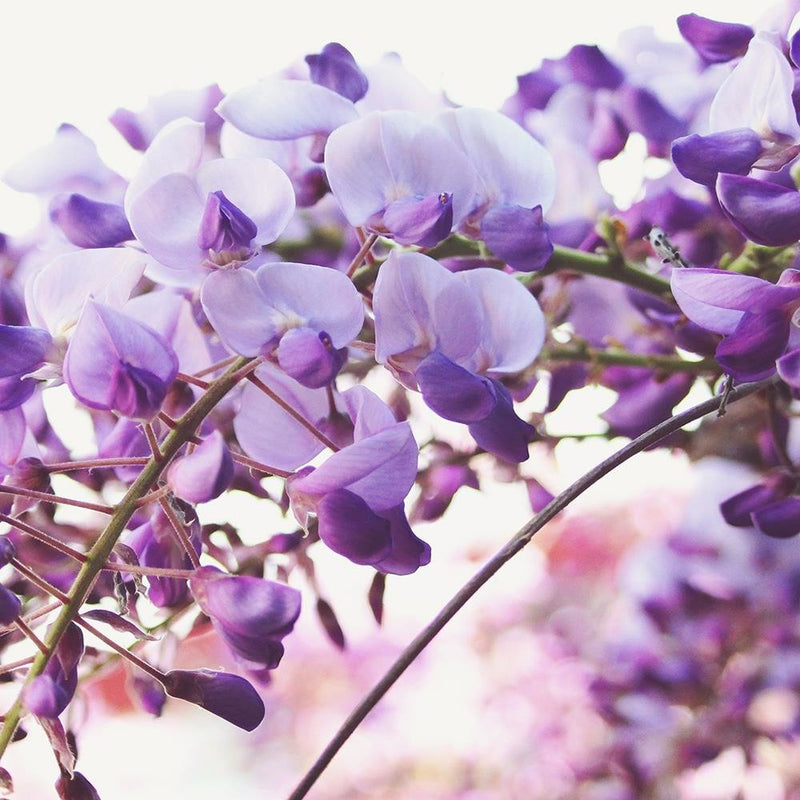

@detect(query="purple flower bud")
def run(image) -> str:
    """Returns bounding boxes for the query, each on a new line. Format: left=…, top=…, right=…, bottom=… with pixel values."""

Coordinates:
left=189, top=567, right=301, bottom=675
left=467, top=379, right=537, bottom=463
left=55, top=770, right=101, bottom=800
left=677, top=13, right=754, bottom=64
left=480, top=203, right=553, bottom=272
left=0, top=537, right=15, bottom=567
left=564, top=44, right=624, bottom=89
left=379, top=192, right=454, bottom=248
left=24, top=624, right=83, bottom=718
left=0, top=585, right=20, bottom=625
left=167, top=431, right=234, bottom=504
left=197, top=191, right=258, bottom=253
left=672, top=129, right=763, bottom=186
left=752, top=497, right=800, bottom=538
left=305, top=43, right=369, bottom=103
left=716, top=174, right=800, bottom=246
left=49, top=194, right=133, bottom=248
left=0, top=324, right=52, bottom=411
left=162, top=668, right=265, bottom=731
left=721, top=477, right=794, bottom=527
left=276, top=328, right=346, bottom=388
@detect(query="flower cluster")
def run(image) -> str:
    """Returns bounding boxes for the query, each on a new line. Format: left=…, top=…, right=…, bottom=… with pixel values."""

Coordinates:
left=4, top=6, right=800, bottom=797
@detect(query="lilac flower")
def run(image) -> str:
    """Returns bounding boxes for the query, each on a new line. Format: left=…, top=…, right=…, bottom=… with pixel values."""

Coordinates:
left=435, top=107, right=556, bottom=269
left=324, top=110, right=477, bottom=247
left=167, top=431, right=233, bottom=504
left=305, top=43, right=369, bottom=103
left=125, top=502, right=201, bottom=608
left=672, top=33, right=800, bottom=184
left=23, top=624, right=83, bottom=718
left=189, top=566, right=301, bottom=679
left=62, top=300, right=178, bottom=420
left=287, top=385, right=430, bottom=574
left=110, top=84, right=224, bottom=151
left=161, top=668, right=265, bottom=731
left=201, top=260, right=363, bottom=386
left=671, top=267, right=800, bottom=382
left=124, top=119, right=295, bottom=275
left=373, top=251, right=544, bottom=461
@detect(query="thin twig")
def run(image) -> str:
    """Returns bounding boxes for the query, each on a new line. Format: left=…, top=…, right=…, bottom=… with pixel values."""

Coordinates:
left=158, top=496, right=201, bottom=569
left=287, top=375, right=777, bottom=800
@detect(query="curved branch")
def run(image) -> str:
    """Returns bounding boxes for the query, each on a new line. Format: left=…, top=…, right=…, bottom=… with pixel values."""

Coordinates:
left=287, top=374, right=777, bottom=800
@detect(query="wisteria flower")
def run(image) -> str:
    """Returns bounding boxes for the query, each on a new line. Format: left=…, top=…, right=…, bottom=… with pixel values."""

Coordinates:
left=373, top=251, right=544, bottom=461
left=124, top=118, right=295, bottom=276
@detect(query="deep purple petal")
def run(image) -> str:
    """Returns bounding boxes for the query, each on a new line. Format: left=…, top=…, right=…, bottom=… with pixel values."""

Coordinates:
left=316, top=489, right=393, bottom=565
left=416, top=351, right=497, bottom=423
left=0, top=325, right=51, bottom=379
left=677, top=13, right=754, bottom=64
left=618, top=86, right=686, bottom=156
left=55, top=770, right=102, bottom=800
left=720, top=480, right=792, bottom=527
left=50, top=194, right=133, bottom=248
left=24, top=676, right=67, bottom=719
left=277, top=327, right=346, bottom=388
left=373, top=505, right=431, bottom=576
left=480, top=203, right=553, bottom=272
left=777, top=348, right=800, bottom=388
left=715, top=308, right=789, bottom=381
left=380, top=192, right=453, bottom=247
left=468, top=380, right=536, bottom=462
left=305, top=43, right=369, bottom=103
left=564, top=44, right=624, bottom=89
left=672, top=129, right=762, bottom=186
left=752, top=497, right=800, bottom=538
left=717, top=173, right=800, bottom=246
left=197, top=190, right=257, bottom=252
left=162, top=669, right=265, bottom=731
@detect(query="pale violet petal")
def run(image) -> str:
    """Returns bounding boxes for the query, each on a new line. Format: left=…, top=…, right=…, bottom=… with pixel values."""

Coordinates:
left=709, top=32, right=800, bottom=141
left=437, top=108, right=557, bottom=212
left=195, top=158, right=295, bottom=245
left=234, top=365, right=329, bottom=471
left=127, top=173, right=206, bottom=270
left=341, top=385, right=398, bottom=440
left=252, top=262, right=364, bottom=348
left=25, top=248, right=146, bottom=336
left=124, top=118, right=206, bottom=213
left=218, top=79, right=358, bottom=140
left=201, top=269, right=281, bottom=356
left=456, top=268, right=546, bottom=373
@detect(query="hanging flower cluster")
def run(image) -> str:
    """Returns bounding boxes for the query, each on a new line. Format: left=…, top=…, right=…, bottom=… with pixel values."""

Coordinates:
left=4, top=7, right=800, bottom=796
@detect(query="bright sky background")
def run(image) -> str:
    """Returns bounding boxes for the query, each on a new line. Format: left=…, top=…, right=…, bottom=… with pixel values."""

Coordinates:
left=0, top=0, right=757, bottom=233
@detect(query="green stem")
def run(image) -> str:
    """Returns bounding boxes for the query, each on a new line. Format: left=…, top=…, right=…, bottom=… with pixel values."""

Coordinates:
left=535, top=245, right=673, bottom=298
left=0, top=356, right=253, bottom=761
left=543, top=343, right=720, bottom=375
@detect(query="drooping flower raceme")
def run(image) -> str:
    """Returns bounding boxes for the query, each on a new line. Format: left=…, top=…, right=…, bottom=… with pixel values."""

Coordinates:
left=373, top=251, right=545, bottom=462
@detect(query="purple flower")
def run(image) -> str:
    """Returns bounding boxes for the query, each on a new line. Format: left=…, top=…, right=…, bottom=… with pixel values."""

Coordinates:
left=63, top=300, right=178, bottom=420
left=23, top=624, right=83, bottom=718
left=0, top=324, right=52, bottom=410
left=201, top=260, right=363, bottom=386
left=124, top=119, right=295, bottom=274
left=373, top=251, right=543, bottom=460
left=671, top=267, right=800, bottom=382
left=162, top=668, right=265, bottom=731
left=49, top=194, right=133, bottom=248
left=167, top=431, right=233, bottom=504
left=305, top=43, right=369, bottom=103
left=287, top=386, right=430, bottom=574
left=677, top=13, right=754, bottom=64
left=324, top=110, right=477, bottom=247
left=189, top=566, right=301, bottom=678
